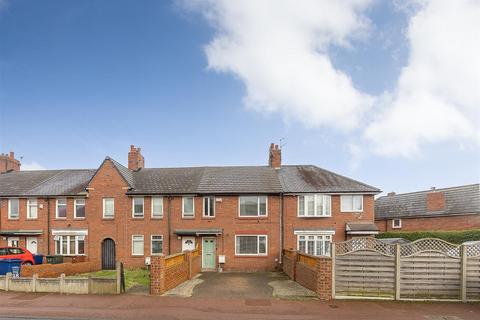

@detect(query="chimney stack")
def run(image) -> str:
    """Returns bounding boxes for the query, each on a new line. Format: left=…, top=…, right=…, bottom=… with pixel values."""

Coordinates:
left=268, top=143, right=282, bottom=169
left=387, top=192, right=396, bottom=196
left=128, top=145, right=145, bottom=171
left=0, top=151, right=21, bottom=173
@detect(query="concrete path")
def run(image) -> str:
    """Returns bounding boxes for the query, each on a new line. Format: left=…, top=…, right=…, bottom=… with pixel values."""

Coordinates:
left=0, top=291, right=479, bottom=320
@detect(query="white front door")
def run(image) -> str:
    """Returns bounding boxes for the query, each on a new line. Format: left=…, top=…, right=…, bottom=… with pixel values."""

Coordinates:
left=26, top=237, right=38, bottom=254
left=7, top=237, right=19, bottom=247
left=182, top=236, right=196, bottom=251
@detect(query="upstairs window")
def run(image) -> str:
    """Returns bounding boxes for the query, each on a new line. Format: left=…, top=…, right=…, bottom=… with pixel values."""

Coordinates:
left=56, top=199, right=67, bottom=218
left=239, top=196, right=267, bottom=217
left=8, top=199, right=19, bottom=219
left=74, top=199, right=86, bottom=218
left=340, top=195, right=363, bottom=212
left=132, top=197, right=144, bottom=218
left=203, top=196, right=215, bottom=218
left=298, top=195, right=331, bottom=217
left=103, top=198, right=115, bottom=218
left=182, top=196, right=195, bottom=218
left=151, top=197, right=163, bottom=218
left=27, top=199, right=38, bottom=219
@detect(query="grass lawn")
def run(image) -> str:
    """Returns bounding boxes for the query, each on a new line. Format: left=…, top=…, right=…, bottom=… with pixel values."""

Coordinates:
left=76, top=268, right=150, bottom=290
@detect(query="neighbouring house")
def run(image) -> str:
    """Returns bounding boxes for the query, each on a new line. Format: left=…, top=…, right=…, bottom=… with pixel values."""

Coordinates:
left=0, top=144, right=380, bottom=271
left=375, top=184, right=480, bottom=233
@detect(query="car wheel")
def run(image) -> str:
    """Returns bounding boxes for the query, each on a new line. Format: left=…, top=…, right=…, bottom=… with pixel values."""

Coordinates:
left=22, top=262, right=32, bottom=266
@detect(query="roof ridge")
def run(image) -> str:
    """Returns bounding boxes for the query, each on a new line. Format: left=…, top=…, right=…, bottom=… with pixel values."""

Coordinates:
left=377, top=183, right=480, bottom=200
left=310, top=165, right=380, bottom=192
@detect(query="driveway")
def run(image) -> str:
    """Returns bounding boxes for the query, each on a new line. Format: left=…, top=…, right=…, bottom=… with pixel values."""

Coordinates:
left=163, top=272, right=317, bottom=299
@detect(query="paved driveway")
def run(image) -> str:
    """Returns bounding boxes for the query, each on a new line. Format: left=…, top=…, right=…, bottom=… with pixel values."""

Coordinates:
left=164, top=272, right=316, bottom=299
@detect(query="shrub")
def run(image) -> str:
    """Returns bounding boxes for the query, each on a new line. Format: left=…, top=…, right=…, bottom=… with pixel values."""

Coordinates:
left=376, top=229, right=480, bottom=244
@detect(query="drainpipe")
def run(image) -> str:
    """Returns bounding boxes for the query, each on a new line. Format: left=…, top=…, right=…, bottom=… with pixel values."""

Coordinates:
left=167, top=196, right=172, bottom=255
left=279, top=193, right=284, bottom=265
left=47, top=198, right=51, bottom=255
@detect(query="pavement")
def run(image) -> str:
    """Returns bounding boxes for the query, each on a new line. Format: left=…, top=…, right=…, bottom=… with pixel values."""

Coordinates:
left=0, top=291, right=479, bottom=320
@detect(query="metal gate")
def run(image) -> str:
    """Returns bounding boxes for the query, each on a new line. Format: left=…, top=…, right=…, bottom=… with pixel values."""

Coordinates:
left=102, top=238, right=116, bottom=270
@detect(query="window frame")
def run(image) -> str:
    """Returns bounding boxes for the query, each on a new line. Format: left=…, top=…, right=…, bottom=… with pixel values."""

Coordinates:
left=297, top=234, right=332, bottom=257
left=53, top=235, right=86, bottom=256
left=56, top=198, right=67, bottom=219
left=103, top=198, right=115, bottom=219
left=150, top=235, right=163, bottom=255
left=238, top=196, right=268, bottom=217
left=340, top=194, right=364, bottom=212
left=202, top=196, right=215, bottom=218
left=182, top=196, right=195, bottom=218
left=8, top=198, right=19, bottom=219
left=392, top=218, right=402, bottom=229
left=131, top=235, right=144, bottom=256
left=27, top=198, right=38, bottom=219
left=132, top=197, right=144, bottom=218
left=151, top=197, right=163, bottom=219
left=234, top=235, right=268, bottom=256
left=74, top=198, right=86, bottom=219
left=297, top=194, right=331, bottom=217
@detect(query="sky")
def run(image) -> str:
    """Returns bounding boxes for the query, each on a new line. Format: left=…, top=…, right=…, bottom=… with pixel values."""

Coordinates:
left=0, top=0, right=479, bottom=196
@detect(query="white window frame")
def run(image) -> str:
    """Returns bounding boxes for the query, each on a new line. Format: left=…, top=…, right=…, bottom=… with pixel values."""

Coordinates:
left=74, top=199, right=86, bottom=219
left=182, top=196, right=195, bottom=218
left=7, top=236, right=20, bottom=247
left=132, top=197, right=144, bottom=218
left=203, top=196, right=215, bottom=218
left=238, top=196, right=268, bottom=217
left=151, top=235, right=163, bottom=255
left=56, top=198, right=67, bottom=219
left=297, top=234, right=332, bottom=257
left=340, top=195, right=364, bottom=212
left=131, top=235, right=144, bottom=256
left=103, top=198, right=115, bottom=219
left=297, top=194, right=331, bottom=217
left=151, top=197, right=163, bottom=219
left=234, top=235, right=268, bottom=256
left=53, top=235, right=86, bottom=256
left=8, top=198, right=19, bottom=219
left=27, top=198, right=38, bottom=219
left=392, top=218, right=402, bottom=229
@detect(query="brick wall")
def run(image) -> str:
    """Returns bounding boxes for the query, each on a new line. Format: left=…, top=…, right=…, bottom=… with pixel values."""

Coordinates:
left=426, top=191, right=445, bottom=211
left=20, top=260, right=100, bottom=278
left=376, top=214, right=480, bottom=232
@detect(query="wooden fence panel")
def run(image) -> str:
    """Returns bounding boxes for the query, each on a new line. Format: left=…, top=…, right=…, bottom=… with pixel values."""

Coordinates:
left=467, top=256, right=480, bottom=300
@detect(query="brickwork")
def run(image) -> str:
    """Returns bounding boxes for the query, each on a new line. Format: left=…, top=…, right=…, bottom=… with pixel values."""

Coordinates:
left=426, top=191, right=446, bottom=212
left=316, top=257, right=333, bottom=301
left=282, top=250, right=296, bottom=280
left=376, top=214, right=480, bottom=232
left=0, top=152, right=20, bottom=173
left=20, top=260, right=100, bottom=278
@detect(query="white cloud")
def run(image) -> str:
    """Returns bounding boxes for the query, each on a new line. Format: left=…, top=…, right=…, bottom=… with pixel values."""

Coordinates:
left=365, top=0, right=480, bottom=156
left=21, top=162, right=47, bottom=171
left=184, top=0, right=374, bottom=131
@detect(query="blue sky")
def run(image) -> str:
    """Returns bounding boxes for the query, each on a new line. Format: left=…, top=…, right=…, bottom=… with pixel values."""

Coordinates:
left=0, top=0, right=479, bottom=195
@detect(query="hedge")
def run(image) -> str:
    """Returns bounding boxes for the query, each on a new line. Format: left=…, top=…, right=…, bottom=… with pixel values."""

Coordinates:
left=376, top=229, right=480, bottom=244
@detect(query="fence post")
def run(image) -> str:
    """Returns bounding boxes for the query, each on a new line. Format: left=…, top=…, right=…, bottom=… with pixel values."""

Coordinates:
left=59, top=273, right=65, bottom=294
left=5, top=272, right=11, bottom=291
left=460, top=244, right=467, bottom=303
left=292, top=251, right=297, bottom=281
left=186, top=251, right=192, bottom=279
left=116, top=261, right=121, bottom=294
left=394, top=244, right=401, bottom=300
left=331, top=243, right=336, bottom=299
left=32, top=274, right=37, bottom=293
left=150, top=256, right=166, bottom=295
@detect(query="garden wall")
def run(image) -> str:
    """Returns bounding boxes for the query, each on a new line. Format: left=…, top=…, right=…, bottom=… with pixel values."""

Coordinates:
left=20, top=260, right=100, bottom=278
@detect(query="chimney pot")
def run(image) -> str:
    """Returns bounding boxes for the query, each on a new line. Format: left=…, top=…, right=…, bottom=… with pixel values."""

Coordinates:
left=431, top=187, right=436, bottom=191
left=128, top=145, right=145, bottom=171
left=268, top=142, right=282, bottom=169
left=1, top=151, right=21, bottom=173
left=387, top=192, right=396, bottom=196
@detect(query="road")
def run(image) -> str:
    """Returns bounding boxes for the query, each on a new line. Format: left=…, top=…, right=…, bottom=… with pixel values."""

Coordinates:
left=0, top=291, right=478, bottom=320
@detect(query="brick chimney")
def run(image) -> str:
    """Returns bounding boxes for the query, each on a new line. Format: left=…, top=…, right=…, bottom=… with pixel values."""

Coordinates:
left=426, top=188, right=445, bottom=212
left=268, top=143, right=282, bottom=169
left=0, top=151, right=21, bottom=173
left=387, top=192, right=396, bottom=196
left=128, top=145, right=144, bottom=171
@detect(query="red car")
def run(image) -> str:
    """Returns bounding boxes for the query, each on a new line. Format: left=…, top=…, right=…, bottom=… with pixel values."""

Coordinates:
left=0, top=247, right=35, bottom=265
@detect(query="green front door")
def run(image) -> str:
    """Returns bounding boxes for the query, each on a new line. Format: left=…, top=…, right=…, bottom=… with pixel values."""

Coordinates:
left=202, top=238, right=216, bottom=269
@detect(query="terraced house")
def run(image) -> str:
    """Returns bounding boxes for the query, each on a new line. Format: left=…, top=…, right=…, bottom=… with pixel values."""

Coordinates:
left=0, top=144, right=380, bottom=271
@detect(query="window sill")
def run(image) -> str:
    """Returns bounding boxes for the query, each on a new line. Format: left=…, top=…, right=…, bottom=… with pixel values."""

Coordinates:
left=26, top=218, right=38, bottom=221
left=151, top=217, right=164, bottom=220
left=340, top=211, right=364, bottom=213
left=234, top=254, right=268, bottom=258
left=182, top=216, right=195, bottom=219
left=202, top=216, right=215, bottom=220
left=131, top=217, right=145, bottom=220
left=7, top=218, right=20, bottom=220
left=237, top=216, right=268, bottom=219
left=297, top=215, right=332, bottom=218
left=103, top=217, right=115, bottom=220
left=74, top=217, right=86, bottom=220
left=131, top=255, right=144, bottom=257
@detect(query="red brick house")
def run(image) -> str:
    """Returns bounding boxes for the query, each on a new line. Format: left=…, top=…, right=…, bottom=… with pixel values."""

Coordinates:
left=375, top=184, right=480, bottom=232
left=0, top=144, right=380, bottom=271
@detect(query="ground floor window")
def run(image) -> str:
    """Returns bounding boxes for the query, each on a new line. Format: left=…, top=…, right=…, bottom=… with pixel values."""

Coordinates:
left=54, top=235, right=85, bottom=255
left=132, top=235, right=144, bottom=256
left=7, top=237, right=19, bottom=247
left=297, top=234, right=332, bottom=256
left=151, top=235, right=163, bottom=255
left=235, top=235, right=267, bottom=255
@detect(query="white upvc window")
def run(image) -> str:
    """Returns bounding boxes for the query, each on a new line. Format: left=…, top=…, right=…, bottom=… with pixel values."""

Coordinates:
left=27, top=199, right=38, bottom=219
left=392, top=218, right=402, bottom=229
left=340, top=195, right=363, bottom=212
left=103, top=198, right=115, bottom=218
left=7, top=237, right=20, bottom=247
left=239, top=196, right=268, bottom=217
left=74, top=199, right=86, bottom=219
left=54, top=235, right=85, bottom=255
left=235, top=235, right=268, bottom=256
left=151, top=197, right=163, bottom=218
left=298, top=194, right=331, bottom=217
left=182, top=196, right=195, bottom=218
left=151, top=235, right=163, bottom=255
left=203, top=196, right=215, bottom=218
left=297, top=234, right=332, bottom=256
left=56, top=199, right=67, bottom=218
left=8, top=198, right=19, bottom=219
left=132, top=235, right=144, bottom=256
left=132, top=197, right=144, bottom=218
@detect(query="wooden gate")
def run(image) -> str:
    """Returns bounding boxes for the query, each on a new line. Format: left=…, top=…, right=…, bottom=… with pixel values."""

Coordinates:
left=102, top=238, right=116, bottom=270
